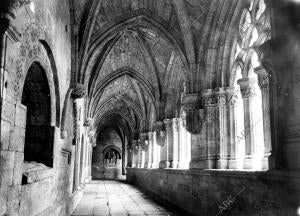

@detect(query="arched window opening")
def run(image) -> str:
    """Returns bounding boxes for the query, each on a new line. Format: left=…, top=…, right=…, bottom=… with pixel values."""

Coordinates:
left=233, top=0, right=271, bottom=170
left=104, top=149, right=121, bottom=165
left=21, top=62, right=53, bottom=168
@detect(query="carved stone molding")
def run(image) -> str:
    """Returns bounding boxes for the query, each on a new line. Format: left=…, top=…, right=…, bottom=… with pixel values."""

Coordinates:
left=153, top=121, right=165, bottom=132
left=226, top=88, right=240, bottom=106
left=71, top=83, right=86, bottom=99
left=238, top=78, right=257, bottom=99
left=153, top=121, right=166, bottom=146
left=255, top=66, right=270, bottom=89
left=163, top=119, right=172, bottom=130
left=182, top=93, right=202, bottom=112
left=132, top=140, right=139, bottom=154
left=215, top=88, right=227, bottom=107
left=202, top=89, right=217, bottom=107
left=181, top=93, right=205, bottom=134
left=172, top=118, right=181, bottom=131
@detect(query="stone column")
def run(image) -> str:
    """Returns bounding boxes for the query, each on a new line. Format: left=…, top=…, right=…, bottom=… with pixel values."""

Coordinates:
left=216, top=88, right=230, bottom=169
left=256, top=68, right=272, bottom=169
left=182, top=94, right=206, bottom=169
left=203, top=89, right=218, bottom=169
left=137, top=140, right=143, bottom=168
left=151, top=131, right=160, bottom=168
left=71, top=84, right=86, bottom=190
left=153, top=121, right=168, bottom=168
left=126, top=144, right=132, bottom=168
left=171, top=118, right=180, bottom=168
left=132, top=140, right=139, bottom=168
left=238, top=78, right=258, bottom=169
left=145, top=132, right=153, bottom=168
left=160, top=119, right=173, bottom=168
left=140, top=133, right=149, bottom=168
left=178, top=117, right=186, bottom=168
left=226, top=88, right=240, bottom=169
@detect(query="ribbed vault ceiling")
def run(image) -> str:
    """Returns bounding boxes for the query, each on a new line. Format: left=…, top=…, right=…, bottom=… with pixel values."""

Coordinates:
left=70, top=0, right=250, bottom=143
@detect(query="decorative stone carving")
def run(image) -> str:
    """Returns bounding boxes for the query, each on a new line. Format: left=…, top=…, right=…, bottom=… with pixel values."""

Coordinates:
left=181, top=93, right=205, bottom=134
left=126, top=144, right=132, bottom=151
left=71, top=83, right=86, bottom=99
left=172, top=118, right=180, bottom=131
left=132, top=140, right=139, bottom=154
left=153, top=121, right=165, bottom=132
left=255, top=66, right=270, bottom=89
left=182, top=93, right=202, bottom=112
left=202, top=89, right=217, bottom=107
left=238, top=78, right=257, bottom=99
left=215, top=88, right=227, bottom=107
left=226, top=88, right=239, bottom=106
left=153, top=121, right=166, bottom=146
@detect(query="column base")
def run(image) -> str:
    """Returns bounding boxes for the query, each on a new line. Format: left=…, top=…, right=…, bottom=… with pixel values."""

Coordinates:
left=228, top=159, right=237, bottom=169
left=262, top=153, right=275, bottom=170
left=151, top=162, right=158, bottom=169
left=159, top=161, right=171, bottom=169
left=170, top=161, right=179, bottom=169
left=243, top=157, right=254, bottom=169
left=216, top=159, right=228, bottom=169
left=190, top=159, right=215, bottom=169
left=178, top=161, right=189, bottom=169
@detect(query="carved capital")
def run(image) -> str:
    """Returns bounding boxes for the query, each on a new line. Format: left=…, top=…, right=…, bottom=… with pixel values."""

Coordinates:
left=132, top=140, right=139, bottom=153
left=172, top=118, right=181, bottom=131
left=202, top=89, right=217, bottom=107
left=182, top=93, right=202, bottom=112
left=238, top=78, right=257, bottom=98
left=226, top=88, right=240, bottom=106
left=163, top=119, right=172, bottom=130
left=215, top=88, right=227, bottom=107
left=153, top=121, right=165, bottom=132
left=255, top=67, right=269, bottom=89
left=71, top=83, right=86, bottom=99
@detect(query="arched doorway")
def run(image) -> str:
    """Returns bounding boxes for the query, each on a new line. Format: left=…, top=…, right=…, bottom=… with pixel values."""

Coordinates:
left=103, top=146, right=122, bottom=179
left=21, top=62, right=54, bottom=167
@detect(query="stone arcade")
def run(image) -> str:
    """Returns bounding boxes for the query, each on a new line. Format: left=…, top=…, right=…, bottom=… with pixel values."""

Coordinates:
left=0, top=0, right=300, bottom=215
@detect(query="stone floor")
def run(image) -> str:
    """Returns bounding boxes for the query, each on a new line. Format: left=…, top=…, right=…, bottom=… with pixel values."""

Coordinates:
left=71, top=180, right=184, bottom=216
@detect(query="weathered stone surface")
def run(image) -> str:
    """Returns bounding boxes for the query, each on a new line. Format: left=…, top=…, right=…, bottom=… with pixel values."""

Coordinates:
left=127, top=168, right=300, bottom=216
left=9, top=126, right=25, bottom=152
left=13, top=152, right=23, bottom=185
left=1, top=99, right=15, bottom=124
left=1, top=120, right=11, bottom=151
left=14, top=103, right=27, bottom=128
left=0, top=151, right=15, bottom=186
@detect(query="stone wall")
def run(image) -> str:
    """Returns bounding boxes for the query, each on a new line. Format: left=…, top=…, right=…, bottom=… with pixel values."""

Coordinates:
left=127, top=168, right=300, bottom=216
left=0, top=0, right=84, bottom=215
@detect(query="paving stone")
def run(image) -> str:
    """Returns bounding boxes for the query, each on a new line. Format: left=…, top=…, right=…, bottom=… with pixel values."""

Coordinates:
left=71, top=180, right=183, bottom=216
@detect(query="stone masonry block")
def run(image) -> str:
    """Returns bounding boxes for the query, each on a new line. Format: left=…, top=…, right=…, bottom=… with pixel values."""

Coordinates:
left=0, top=150, right=15, bottom=186
left=15, top=103, right=27, bottom=128
left=13, top=152, right=24, bottom=185
left=1, top=120, right=11, bottom=151
left=1, top=99, right=15, bottom=124
left=9, top=126, right=25, bottom=152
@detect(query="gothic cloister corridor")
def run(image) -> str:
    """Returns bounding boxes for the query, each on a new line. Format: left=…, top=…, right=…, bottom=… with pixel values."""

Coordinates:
left=1, top=0, right=300, bottom=215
